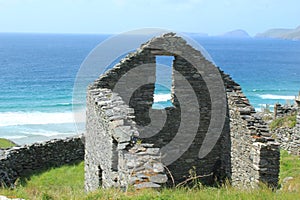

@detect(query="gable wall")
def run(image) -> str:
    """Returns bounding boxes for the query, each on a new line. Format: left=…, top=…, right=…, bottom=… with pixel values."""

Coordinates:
left=85, top=33, right=280, bottom=191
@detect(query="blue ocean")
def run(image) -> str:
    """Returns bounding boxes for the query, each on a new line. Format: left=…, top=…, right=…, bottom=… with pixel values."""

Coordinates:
left=1, top=33, right=300, bottom=145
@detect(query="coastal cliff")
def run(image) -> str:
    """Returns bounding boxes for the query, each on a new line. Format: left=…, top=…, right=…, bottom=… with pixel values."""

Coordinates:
left=256, top=26, right=300, bottom=40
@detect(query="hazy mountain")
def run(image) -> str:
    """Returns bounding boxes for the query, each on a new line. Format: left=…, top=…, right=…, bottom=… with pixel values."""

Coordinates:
left=256, top=26, right=300, bottom=40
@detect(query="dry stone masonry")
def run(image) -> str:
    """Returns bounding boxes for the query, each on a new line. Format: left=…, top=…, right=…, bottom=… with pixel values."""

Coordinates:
left=85, top=33, right=280, bottom=192
left=296, top=93, right=300, bottom=135
left=274, top=103, right=297, bottom=119
left=227, top=89, right=280, bottom=187
left=0, top=136, right=84, bottom=187
left=271, top=93, right=300, bottom=156
left=273, top=127, right=300, bottom=155
left=85, top=88, right=167, bottom=191
left=282, top=93, right=300, bottom=155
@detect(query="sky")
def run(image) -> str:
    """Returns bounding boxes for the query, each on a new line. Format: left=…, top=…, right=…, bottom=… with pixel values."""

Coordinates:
left=0, top=0, right=299, bottom=36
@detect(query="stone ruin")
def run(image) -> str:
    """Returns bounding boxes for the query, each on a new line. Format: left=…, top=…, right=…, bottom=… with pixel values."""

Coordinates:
left=296, top=93, right=300, bottom=134
left=271, top=93, right=300, bottom=155
left=85, top=33, right=280, bottom=192
left=295, top=92, right=300, bottom=142
left=274, top=103, right=297, bottom=119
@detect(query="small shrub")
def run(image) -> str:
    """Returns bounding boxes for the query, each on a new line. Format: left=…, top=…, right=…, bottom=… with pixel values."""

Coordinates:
left=136, top=139, right=143, bottom=145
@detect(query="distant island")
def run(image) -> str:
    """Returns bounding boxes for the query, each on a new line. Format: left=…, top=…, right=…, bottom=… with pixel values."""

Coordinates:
left=219, top=29, right=251, bottom=38
left=185, top=26, right=300, bottom=41
left=256, top=26, right=300, bottom=40
left=185, top=30, right=251, bottom=38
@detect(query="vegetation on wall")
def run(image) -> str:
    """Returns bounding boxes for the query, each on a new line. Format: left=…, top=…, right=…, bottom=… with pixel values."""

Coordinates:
left=269, top=114, right=297, bottom=130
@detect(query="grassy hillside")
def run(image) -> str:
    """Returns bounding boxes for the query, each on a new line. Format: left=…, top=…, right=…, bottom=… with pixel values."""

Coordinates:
left=0, top=151, right=299, bottom=199
left=0, top=138, right=16, bottom=148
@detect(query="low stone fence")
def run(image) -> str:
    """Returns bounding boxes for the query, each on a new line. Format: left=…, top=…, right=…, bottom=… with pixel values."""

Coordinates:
left=0, top=135, right=84, bottom=187
left=273, top=127, right=300, bottom=155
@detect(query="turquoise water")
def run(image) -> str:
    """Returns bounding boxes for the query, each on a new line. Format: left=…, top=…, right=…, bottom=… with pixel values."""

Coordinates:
left=0, top=33, right=299, bottom=144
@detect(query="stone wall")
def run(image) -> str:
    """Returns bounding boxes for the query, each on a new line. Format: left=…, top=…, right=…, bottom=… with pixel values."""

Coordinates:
left=296, top=94, right=300, bottom=134
left=226, top=85, right=280, bottom=187
left=274, top=103, right=297, bottom=118
left=85, top=33, right=280, bottom=191
left=0, top=135, right=84, bottom=187
left=273, top=127, right=300, bottom=155
left=258, top=93, right=300, bottom=156
left=85, top=88, right=167, bottom=191
left=272, top=94, right=300, bottom=156
left=291, top=93, right=300, bottom=155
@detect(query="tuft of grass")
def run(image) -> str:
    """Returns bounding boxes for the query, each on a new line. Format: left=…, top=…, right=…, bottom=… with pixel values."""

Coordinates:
left=279, top=150, right=300, bottom=193
left=269, top=114, right=297, bottom=130
left=0, top=151, right=299, bottom=199
left=0, top=138, right=16, bottom=149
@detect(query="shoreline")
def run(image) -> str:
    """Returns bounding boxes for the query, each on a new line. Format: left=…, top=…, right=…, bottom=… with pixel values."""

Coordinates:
left=2, top=101, right=298, bottom=146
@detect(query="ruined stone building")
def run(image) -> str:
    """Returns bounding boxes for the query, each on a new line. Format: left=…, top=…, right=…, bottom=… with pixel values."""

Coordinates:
left=272, top=93, right=300, bottom=155
left=85, top=33, right=280, bottom=192
left=296, top=93, right=300, bottom=133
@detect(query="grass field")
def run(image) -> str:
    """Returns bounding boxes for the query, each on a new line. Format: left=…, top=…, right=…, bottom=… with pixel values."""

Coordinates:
left=0, top=150, right=299, bottom=199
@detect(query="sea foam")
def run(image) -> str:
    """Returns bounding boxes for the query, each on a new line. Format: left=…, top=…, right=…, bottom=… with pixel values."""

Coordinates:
left=0, top=112, right=79, bottom=127
left=153, top=93, right=171, bottom=102
left=258, top=94, right=295, bottom=100
left=22, top=130, right=74, bottom=137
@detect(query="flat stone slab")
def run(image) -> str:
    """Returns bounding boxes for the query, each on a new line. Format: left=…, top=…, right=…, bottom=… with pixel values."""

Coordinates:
left=149, top=174, right=168, bottom=183
left=134, top=182, right=161, bottom=189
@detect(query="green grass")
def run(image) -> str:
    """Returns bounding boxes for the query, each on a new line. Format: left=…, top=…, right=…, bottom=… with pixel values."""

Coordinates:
left=279, top=150, right=300, bottom=193
left=0, top=138, right=16, bottom=148
left=269, top=115, right=297, bottom=130
left=0, top=151, right=299, bottom=199
left=0, top=162, right=85, bottom=200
